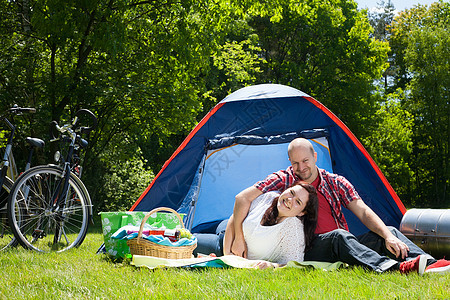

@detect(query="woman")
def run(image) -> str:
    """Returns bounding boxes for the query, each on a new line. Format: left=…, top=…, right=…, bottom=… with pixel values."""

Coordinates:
left=194, top=182, right=318, bottom=269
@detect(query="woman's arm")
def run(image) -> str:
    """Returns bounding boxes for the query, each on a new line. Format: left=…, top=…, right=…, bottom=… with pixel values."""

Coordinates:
left=231, top=186, right=263, bottom=258
left=222, top=216, right=235, bottom=255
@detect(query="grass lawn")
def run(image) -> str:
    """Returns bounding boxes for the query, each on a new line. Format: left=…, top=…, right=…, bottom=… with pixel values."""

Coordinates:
left=1, top=220, right=449, bottom=299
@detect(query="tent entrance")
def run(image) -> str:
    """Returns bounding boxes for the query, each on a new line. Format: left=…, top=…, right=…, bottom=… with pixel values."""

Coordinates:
left=179, top=130, right=333, bottom=232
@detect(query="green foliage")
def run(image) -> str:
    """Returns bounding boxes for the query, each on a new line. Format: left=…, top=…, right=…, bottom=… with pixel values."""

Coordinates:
left=367, top=0, right=396, bottom=93
left=1, top=0, right=448, bottom=210
left=100, top=152, right=154, bottom=212
left=387, top=1, right=450, bottom=207
left=203, top=37, right=266, bottom=111
left=388, top=1, right=449, bottom=90
left=404, top=18, right=450, bottom=207
left=368, top=0, right=396, bottom=41
left=214, top=40, right=265, bottom=91
left=361, top=90, right=414, bottom=200
left=242, top=0, right=390, bottom=137
left=1, top=0, right=229, bottom=210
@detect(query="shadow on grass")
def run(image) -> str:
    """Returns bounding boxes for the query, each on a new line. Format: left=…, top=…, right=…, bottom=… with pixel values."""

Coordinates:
left=88, top=214, right=103, bottom=234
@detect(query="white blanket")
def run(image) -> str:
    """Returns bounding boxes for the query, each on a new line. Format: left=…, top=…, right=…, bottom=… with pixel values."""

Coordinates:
left=131, top=254, right=347, bottom=270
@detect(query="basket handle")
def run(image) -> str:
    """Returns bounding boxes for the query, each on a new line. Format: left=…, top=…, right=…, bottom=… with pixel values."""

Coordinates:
left=136, top=207, right=185, bottom=241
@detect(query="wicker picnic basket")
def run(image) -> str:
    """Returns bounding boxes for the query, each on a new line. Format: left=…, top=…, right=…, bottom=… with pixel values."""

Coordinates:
left=127, top=207, right=196, bottom=259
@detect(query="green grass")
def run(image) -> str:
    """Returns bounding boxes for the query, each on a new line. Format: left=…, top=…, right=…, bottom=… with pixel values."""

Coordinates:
left=1, top=222, right=449, bottom=299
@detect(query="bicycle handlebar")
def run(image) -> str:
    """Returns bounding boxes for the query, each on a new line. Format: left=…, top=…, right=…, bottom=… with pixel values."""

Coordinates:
left=8, top=105, right=36, bottom=115
left=1, top=105, right=36, bottom=119
left=49, top=109, right=97, bottom=142
left=49, top=121, right=61, bottom=141
left=74, top=109, right=98, bottom=133
left=15, top=108, right=36, bottom=114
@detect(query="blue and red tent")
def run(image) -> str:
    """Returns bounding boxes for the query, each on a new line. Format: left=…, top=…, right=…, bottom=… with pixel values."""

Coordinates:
left=131, top=84, right=406, bottom=236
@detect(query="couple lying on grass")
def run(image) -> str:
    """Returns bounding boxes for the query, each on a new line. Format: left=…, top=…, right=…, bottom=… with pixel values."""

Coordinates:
left=194, top=138, right=450, bottom=275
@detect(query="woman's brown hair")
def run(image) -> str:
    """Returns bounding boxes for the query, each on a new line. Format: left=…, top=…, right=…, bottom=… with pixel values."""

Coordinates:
left=260, top=181, right=318, bottom=251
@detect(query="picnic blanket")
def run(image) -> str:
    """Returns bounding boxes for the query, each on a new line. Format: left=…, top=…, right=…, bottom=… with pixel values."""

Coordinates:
left=132, top=254, right=348, bottom=270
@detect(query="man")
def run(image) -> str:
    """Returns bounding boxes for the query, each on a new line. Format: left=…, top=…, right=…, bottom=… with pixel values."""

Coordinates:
left=228, top=138, right=449, bottom=274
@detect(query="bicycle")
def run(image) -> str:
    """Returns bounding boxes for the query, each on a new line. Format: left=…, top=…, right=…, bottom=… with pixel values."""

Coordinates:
left=7, top=108, right=97, bottom=252
left=0, top=105, right=44, bottom=251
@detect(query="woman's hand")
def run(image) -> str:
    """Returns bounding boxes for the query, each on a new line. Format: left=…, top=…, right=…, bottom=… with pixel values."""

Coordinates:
left=230, top=235, right=247, bottom=258
left=255, top=261, right=279, bottom=269
left=223, top=215, right=248, bottom=257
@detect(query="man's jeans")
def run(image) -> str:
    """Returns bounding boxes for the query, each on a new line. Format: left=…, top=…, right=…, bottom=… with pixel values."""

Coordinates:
left=304, top=226, right=435, bottom=272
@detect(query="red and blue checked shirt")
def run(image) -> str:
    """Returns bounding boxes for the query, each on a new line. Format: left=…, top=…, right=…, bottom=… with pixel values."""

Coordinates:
left=254, top=166, right=361, bottom=232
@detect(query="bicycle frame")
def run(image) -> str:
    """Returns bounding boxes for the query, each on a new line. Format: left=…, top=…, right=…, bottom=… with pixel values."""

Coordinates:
left=0, top=117, right=18, bottom=188
left=51, top=140, right=75, bottom=214
left=1, top=106, right=40, bottom=250
left=48, top=123, right=89, bottom=245
left=1, top=112, right=43, bottom=206
left=48, top=110, right=95, bottom=217
left=1, top=107, right=38, bottom=187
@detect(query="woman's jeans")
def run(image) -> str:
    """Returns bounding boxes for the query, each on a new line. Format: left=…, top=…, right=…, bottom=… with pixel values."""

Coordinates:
left=193, top=219, right=228, bottom=256
left=304, top=226, right=435, bottom=272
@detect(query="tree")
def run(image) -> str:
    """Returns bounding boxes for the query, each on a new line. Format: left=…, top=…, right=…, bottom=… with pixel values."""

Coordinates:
left=204, top=38, right=266, bottom=112
left=368, top=0, right=396, bottom=92
left=361, top=90, right=413, bottom=201
left=405, top=24, right=450, bottom=207
left=369, top=0, right=396, bottom=41
left=388, top=1, right=448, bottom=90
left=0, top=0, right=231, bottom=212
left=1, top=0, right=410, bottom=212
left=389, top=1, right=450, bottom=207
left=238, top=0, right=390, bottom=138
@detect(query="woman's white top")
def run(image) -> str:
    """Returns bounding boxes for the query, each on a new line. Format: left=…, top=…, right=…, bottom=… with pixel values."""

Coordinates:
left=243, top=191, right=305, bottom=264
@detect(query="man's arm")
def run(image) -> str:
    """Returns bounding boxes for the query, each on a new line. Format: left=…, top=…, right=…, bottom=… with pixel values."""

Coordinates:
left=347, top=199, right=409, bottom=259
left=228, top=186, right=262, bottom=258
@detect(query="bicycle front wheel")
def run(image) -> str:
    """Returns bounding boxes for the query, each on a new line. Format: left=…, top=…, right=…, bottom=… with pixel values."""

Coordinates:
left=7, top=165, right=91, bottom=252
left=0, top=176, right=19, bottom=250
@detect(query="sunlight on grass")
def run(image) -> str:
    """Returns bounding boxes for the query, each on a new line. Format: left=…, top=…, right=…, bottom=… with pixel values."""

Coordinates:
left=1, top=228, right=449, bottom=299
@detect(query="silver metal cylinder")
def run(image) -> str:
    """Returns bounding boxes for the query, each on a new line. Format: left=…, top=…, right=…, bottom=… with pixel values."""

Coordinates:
left=400, top=208, right=450, bottom=259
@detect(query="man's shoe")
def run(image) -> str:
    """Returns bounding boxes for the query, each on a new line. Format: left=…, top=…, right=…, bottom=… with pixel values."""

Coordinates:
left=399, top=255, right=427, bottom=275
left=424, top=259, right=450, bottom=274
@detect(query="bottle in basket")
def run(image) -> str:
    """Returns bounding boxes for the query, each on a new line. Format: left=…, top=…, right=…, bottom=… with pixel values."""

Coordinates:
left=142, top=229, right=181, bottom=242
left=163, top=229, right=180, bottom=242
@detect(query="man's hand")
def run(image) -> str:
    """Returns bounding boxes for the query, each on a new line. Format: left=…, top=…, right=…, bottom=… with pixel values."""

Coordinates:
left=385, top=235, right=409, bottom=259
left=230, top=235, right=247, bottom=258
left=348, top=199, right=410, bottom=259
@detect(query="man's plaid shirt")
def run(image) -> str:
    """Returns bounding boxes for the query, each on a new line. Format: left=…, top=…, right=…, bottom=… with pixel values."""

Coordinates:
left=254, top=166, right=361, bottom=231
